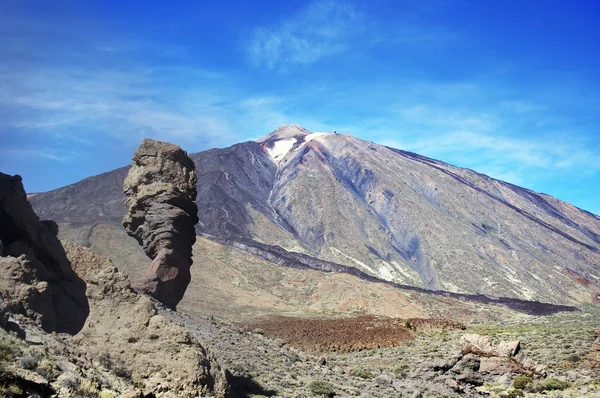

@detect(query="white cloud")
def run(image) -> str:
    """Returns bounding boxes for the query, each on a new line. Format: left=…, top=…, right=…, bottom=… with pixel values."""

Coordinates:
left=0, top=148, right=75, bottom=163
left=0, top=66, right=246, bottom=151
left=381, top=127, right=600, bottom=181
left=248, top=0, right=364, bottom=70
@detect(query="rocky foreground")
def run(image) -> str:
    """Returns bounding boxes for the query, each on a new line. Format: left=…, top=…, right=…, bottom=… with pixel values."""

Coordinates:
left=0, top=171, right=228, bottom=397
left=0, top=208, right=598, bottom=397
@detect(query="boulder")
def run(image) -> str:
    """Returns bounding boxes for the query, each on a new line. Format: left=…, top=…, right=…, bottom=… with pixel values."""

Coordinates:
left=420, top=333, right=546, bottom=392
left=496, top=340, right=521, bottom=357
left=479, top=357, right=520, bottom=374
left=461, top=333, right=495, bottom=356
left=461, top=333, right=520, bottom=358
left=0, top=173, right=88, bottom=334
left=122, top=139, right=199, bottom=309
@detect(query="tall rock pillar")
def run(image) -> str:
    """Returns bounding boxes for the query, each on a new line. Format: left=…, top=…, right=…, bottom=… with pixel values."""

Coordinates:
left=122, top=139, right=198, bottom=309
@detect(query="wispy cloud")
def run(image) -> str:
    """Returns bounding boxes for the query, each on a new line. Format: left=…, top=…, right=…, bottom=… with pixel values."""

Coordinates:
left=384, top=130, right=600, bottom=174
left=377, top=96, right=600, bottom=188
left=0, top=67, right=232, bottom=149
left=247, top=0, right=458, bottom=71
left=0, top=148, right=77, bottom=163
left=248, top=0, right=364, bottom=70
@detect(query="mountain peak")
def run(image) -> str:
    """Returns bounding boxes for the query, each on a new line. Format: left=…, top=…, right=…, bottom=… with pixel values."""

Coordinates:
left=257, top=124, right=336, bottom=165
left=256, top=124, right=312, bottom=143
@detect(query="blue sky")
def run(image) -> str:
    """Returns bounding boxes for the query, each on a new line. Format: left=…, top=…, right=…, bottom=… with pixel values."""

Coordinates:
left=1, top=0, right=599, bottom=214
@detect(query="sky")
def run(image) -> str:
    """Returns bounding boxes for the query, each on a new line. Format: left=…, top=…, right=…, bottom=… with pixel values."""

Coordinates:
left=1, top=0, right=599, bottom=215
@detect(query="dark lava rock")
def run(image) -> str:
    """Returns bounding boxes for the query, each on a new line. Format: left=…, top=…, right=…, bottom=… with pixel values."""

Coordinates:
left=122, top=139, right=198, bottom=309
left=0, top=173, right=88, bottom=334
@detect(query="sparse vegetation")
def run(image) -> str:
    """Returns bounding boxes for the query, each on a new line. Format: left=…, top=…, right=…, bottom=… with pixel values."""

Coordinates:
left=309, top=380, right=334, bottom=396
left=513, top=374, right=533, bottom=390
left=0, top=340, right=16, bottom=363
left=57, top=372, right=81, bottom=390
left=507, top=388, right=523, bottom=398
left=392, top=364, right=410, bottom=378
left=566, top=353, right=581, bottom=362
left=18, top=349, right=43, bottom=370
left=111, top=360, right=131, bottom=379
left=540, top=377, right=571, bottom=391
left=2, top=384, right=24, bottom=397
left=351, top=367, right=375, bottom=379
left=77, top=379, right=101, bottom=397
left=36, top=359, right=59, bottom=381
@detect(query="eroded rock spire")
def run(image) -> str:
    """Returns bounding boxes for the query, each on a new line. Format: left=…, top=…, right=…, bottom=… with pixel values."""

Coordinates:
left=122, top=138, right=198, bottom=309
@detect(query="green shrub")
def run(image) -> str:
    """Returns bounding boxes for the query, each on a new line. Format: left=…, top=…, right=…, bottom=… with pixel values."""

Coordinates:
left=309, top=380, right=334, bottom=396
left=352, top=367, right=375, bottom=379
left=19, top=353, right=40, bottom=370
left=57, top=372, right=80, bottom=389
left=0, top=340, right=16, bottom=362
left=540, top=377, right=571, bottom=391
left=507, top=388, right=523, bottom=398
left=392, top=365, right=409, bottom=378
left=513, top=375, right=533, bottom=390
left=36, top=359, right=59, bottom=381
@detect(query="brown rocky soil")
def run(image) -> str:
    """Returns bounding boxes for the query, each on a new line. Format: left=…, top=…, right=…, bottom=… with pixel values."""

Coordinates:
left=238, top=315, right=465, bottom=352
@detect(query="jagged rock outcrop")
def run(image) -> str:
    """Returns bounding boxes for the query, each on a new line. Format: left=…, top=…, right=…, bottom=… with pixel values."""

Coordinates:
left=64, top=241, right=230, bottom=398
left=0, top=173, right=88, bottom=334
left=0, top=171, right=229, bottom=396
left=122, top=139, right=199, bottom=309
left=410, top=333, right=546, bottom=393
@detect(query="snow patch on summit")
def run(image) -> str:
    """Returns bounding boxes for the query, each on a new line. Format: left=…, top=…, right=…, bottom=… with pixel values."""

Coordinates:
left=266, top=138, right=296, bottom=163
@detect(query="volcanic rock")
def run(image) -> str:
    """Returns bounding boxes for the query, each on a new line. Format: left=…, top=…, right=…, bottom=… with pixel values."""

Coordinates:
left=64, top=241, right=230, bottom=398
left=461, top=333, right=520, bottom=357
left=122, top=139, right=199, bottom=309
left=416, top=333, right=546, bottom=391
left=0, top=172, right=88, bottom=334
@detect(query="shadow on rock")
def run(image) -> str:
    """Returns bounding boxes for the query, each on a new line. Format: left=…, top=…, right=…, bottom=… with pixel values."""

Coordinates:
left=225, top=370, right=278, bottom=398
left=0, top=173, right=89, bottom=335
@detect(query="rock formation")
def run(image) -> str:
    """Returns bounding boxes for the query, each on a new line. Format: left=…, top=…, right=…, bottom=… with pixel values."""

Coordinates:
left=413, top=333, right=546, bottom=393
left=0, top=172, right=88, bottom=334
left=122, top=139, right=199, bottom=309
left=0, top=172, right=229, bottom=397
left=65, top=241, right=230, bottom=398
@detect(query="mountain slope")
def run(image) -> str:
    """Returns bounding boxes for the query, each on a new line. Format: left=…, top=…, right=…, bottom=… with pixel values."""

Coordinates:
left=29, top=125, right=600, bottom=306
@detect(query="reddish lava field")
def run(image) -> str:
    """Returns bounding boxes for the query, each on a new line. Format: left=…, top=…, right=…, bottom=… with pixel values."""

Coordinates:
left=238, top=315, right=465, bottom=353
